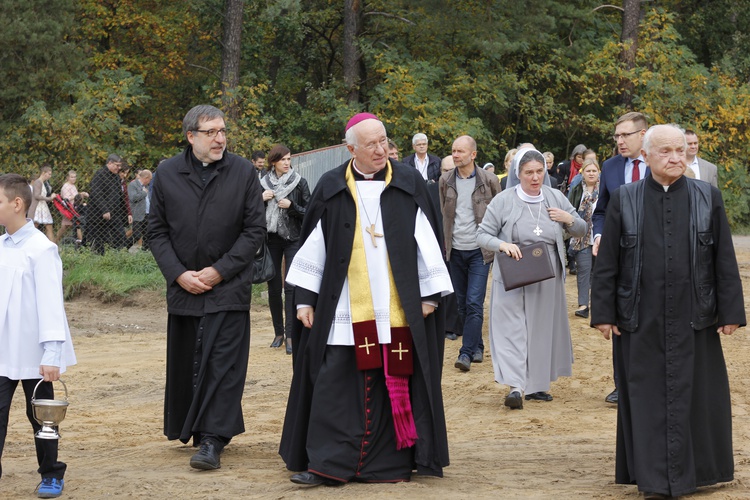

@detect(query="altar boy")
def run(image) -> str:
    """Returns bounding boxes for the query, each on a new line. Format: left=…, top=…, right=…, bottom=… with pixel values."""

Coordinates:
left=0, top=173, right=77, bottom=498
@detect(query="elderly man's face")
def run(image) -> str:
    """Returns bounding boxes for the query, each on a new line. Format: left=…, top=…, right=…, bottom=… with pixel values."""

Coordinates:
left=141, top=174, right=152, bottom=186
left=188, top=117, right=227, bottom=164
left=413, top=139, right=428, bottom=156
left=348, top=120, right=388, bottom=174
left=643, top=128, right=687, bottom=186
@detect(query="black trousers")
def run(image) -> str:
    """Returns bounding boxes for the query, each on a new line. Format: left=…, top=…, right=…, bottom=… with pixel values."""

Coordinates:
left=0, top=377, right=66, bottom=480
left=266, top=233, right=299, bottom=340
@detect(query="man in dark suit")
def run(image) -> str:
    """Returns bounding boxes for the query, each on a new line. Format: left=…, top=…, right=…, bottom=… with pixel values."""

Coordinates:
left=684, top=130, right=719, bottom=188
left=402, top=133, right=442, bottom=182
left=591, top=111, right=649, bottom=406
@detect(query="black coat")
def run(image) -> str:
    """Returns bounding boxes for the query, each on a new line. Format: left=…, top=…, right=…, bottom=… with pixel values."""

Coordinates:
left=279, top=160, right=450, bottom=477
left=402, top=152, right=442, bottom=182
left=89, top=166, right=127, bottom=223
left=148, top=147, right=266, bottom=316
left=592, top=176, right=745, bottom=496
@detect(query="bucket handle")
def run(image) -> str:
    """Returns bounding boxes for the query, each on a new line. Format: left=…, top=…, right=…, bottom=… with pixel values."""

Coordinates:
left=31, top=379, right=68, bottom=403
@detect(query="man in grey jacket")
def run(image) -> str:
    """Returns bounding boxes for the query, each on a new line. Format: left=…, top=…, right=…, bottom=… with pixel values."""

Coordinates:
left=127, top=169, right=151, bottom=250
left=439, top=135, right=501, bottom=371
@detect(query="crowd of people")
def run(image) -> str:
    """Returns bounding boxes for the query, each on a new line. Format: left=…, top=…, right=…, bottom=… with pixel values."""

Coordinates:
left=0, top=104, right=744, bottom=500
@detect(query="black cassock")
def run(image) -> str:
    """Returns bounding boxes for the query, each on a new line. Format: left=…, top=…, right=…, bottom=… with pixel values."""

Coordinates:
left=593, top=176, right=746, bottom=496
left=279, top=161, right=449, bottom=482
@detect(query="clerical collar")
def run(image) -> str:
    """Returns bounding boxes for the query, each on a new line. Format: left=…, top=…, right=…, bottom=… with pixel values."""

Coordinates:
left=515, top=184, right=544, bottom=203
left=352, top=161, right=386, bottom=181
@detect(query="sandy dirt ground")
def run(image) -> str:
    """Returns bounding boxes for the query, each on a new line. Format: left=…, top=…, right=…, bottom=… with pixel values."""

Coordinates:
left=3, top=238, right=750, bottom=499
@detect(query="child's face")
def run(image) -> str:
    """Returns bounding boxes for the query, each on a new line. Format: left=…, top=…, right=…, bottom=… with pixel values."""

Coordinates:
left=0, top=188, right=22, bottom=227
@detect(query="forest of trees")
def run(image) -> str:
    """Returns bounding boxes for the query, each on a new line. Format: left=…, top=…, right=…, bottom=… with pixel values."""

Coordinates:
left=2, top=0, right=750, bottom=225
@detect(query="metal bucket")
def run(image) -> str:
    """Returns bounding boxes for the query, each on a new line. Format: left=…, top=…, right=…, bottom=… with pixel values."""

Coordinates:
left=31, top=379, right=69, bottom=440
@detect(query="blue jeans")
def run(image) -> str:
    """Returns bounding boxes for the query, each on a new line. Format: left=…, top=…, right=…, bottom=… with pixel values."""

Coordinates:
left=449, top=248, right=489, bottom=358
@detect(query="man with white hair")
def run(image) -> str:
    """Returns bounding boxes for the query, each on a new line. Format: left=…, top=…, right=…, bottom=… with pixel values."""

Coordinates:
left=280, top=113, right=453, bottom=486
left=592, top=124, right=745, bottom=499
left=402, top=133, right=442, bottom=182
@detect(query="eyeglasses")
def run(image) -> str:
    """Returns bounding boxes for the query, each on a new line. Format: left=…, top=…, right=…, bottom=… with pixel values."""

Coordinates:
left=362, top=137, right=389, bottom=151
left=193, top=128, right=228, bottom=138
left=612, top=129, right=644, bottom=141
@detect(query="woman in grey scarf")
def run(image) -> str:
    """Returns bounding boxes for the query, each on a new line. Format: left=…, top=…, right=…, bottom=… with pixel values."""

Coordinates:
left=260, top=144, right=311, bottom=354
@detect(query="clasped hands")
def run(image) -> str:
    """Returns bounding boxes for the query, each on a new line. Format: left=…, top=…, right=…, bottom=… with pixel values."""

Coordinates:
left=176, top=266, right=223, bottom=295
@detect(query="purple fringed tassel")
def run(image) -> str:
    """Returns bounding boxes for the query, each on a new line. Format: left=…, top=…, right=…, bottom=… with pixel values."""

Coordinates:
left=383, top=345, right=418, bottom=449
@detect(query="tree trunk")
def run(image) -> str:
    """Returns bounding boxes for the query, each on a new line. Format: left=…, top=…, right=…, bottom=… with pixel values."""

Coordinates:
left=618, top=0, right=640, bottom=109
left=221, top=0, right=244, bottom=122
left=343, top=0, right=363, bottom=105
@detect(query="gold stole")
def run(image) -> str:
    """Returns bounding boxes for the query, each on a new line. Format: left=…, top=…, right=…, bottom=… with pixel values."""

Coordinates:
left=345, top=161, right=408, bottom=329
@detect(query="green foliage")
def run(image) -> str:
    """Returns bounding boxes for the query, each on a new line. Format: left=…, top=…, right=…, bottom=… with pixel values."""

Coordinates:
left=0, top=0, right=83, bottom=123
left=61, top=248, right=164, bottom=301
left=0, top=69, right=150, bottom=184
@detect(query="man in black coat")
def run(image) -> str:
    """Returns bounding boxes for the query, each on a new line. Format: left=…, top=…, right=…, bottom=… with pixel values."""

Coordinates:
left=87, top=154, right=126, bottom=254
left=148, top=105, right=266, bottom=471
left=402, top=133, right=442, bottom=182
left=279, top=113, right=453, bottom=486
left=592, top=124, right=745, bottom=498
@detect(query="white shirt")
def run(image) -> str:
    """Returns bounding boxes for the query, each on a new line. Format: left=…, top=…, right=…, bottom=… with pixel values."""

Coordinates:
left=624, top=155, right=647, bottom=184
left=415, top=155, right=429, bottom=180
left=0, top=220, right=76, bottom=379
left=688, top=157, right=701, bottom=180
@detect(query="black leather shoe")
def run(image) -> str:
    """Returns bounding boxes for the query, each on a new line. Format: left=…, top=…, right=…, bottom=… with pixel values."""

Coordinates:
left=605, top=389, right=618, bottom=404
left=524, top=391, right=553, bottom=401
left=643, top=492, right=668, bottom=499
left=290, top=471, right=338, bottom=486
left=270, top=335, right=284, bottom=348
left=285, top=337, right=293, bottom=355
left=445, top=332, right=458, bottom=341
left=574, top=307, right=589, bottom=318
left=504, top=390, right=523, bottom=409
left=190, top=440, right=220, bottom=470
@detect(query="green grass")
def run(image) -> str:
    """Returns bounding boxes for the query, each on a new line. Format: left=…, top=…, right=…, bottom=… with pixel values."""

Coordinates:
left=60, top=247, right=268, bottom=303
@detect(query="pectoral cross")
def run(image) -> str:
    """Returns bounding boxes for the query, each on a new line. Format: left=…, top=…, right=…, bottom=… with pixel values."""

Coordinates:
left=366, top=224, right=384, bottom=247
left=358, top=336, right=376, bottom=356
left=533, top=225, right=543, bottom=236
left=392, top=342, right=409, bottom=361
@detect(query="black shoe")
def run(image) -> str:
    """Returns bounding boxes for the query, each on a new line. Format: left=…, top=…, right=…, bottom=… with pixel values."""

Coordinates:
left=472, top=349, right=483, bottom=363
left=504, top=390, right=523, bottom=409
left=285, top=337, right=293, bottom=355
left=524, top=391, right=553, bottom=401
left=445, top=332, right=458, bottom=341
left=270, top=335, right=284, bottom=348
left=574, top=307, right=589, bottom=318
left=605, top=389, right=618, bottom=404
left=190, top=440, right=221, bottom=470
left=290, top=471, right=338, bottom=486
left=454, top=354, right=471, bottom=372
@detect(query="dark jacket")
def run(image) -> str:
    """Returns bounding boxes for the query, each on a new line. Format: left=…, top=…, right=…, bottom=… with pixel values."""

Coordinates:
left=601, top=177, right=742, bottom=331
left=89, top=166, right=126, bottom=222
left=148, top=147, right=266, bottom=316
left=402, top=152, right=442, bottom=182
left=261, top=173, right=311, bottom=242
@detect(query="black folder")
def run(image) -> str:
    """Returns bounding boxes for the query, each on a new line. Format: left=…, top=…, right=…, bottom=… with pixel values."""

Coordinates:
left=497, top=241, right=555, bottom=291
